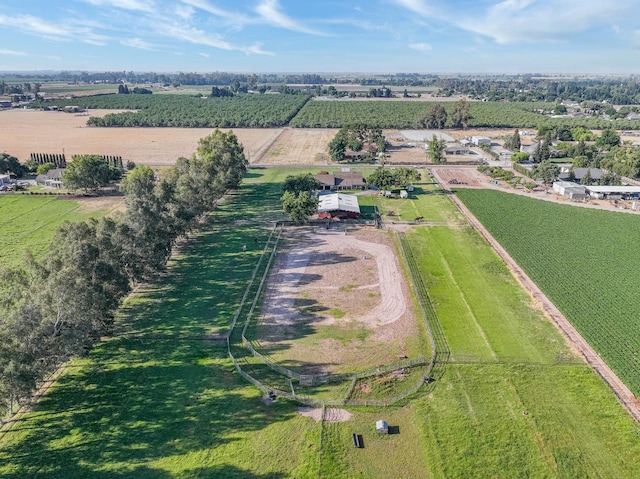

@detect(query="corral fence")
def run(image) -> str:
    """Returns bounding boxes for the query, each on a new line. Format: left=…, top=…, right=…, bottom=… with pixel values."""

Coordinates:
left=226, top=223, right=449, bottom=407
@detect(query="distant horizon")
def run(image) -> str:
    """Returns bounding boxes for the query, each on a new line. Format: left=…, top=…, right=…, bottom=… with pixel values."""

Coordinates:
left=1, top=1, right=639, bottom=74
left=1, top=70, right=638, bottom=78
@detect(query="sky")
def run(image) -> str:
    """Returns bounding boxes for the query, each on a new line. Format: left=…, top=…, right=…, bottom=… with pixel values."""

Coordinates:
left=0, top=0, right=639, bottom=74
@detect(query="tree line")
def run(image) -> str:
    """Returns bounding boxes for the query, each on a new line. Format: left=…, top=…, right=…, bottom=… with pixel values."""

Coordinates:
left=0, top=130, right=247, bottom=419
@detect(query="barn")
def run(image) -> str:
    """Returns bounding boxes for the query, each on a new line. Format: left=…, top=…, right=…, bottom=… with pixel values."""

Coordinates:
left=317, top=193, right=360, bottom=219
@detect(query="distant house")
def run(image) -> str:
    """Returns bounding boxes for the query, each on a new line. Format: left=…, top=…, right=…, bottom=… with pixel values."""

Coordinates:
left=446, top=145, right=470, bottom=155
left=317, top=193, right=360, bottom=219
left=0, top=174, right=11, bottom=185
left=471, top=136, right=491, bottom=146
left=315, top=171, right=366, bottom=191
left=560, top=168, right=603, bottom=182
left=36, top=168, right=65, bottom=188
left=0, top=101, right=12, bottom=109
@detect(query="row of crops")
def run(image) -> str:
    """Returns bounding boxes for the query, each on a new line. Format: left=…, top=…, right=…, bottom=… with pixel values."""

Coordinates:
left=38, top=94, right=640, bottom=129
left=41, top=94, right=311, bottom=128
left=290, top=100, right=640, bottom=129
left=455, top=189, right=640, bottom=396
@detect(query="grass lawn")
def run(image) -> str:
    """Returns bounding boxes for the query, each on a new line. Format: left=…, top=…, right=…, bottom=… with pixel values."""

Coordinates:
left=455, top=188, right=640, bottom=396
left=3, top=170, right=640, bottom=478
left=357, top=177, right=465, bottom=223
left=0, top=195, right=109, bottom=267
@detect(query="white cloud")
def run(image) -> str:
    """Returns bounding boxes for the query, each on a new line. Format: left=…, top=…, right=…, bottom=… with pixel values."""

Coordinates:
left=456, top=0, right=630, bottom=44
left=160, top=24, right=272, bottom=55
left=121, top=38, right=155, bottom=50
left=0, top=49, right=27, bottom=56
left=81, top=0, right=155, bottom=13
left=409, top=42, right=432, bottom=51
left=255, top=0, right=324, bottom=35
left=0, top=14, right=74, bottom=38
left=393, top=0, right=432, bottom=16
left=175, top=4, right=195, bottom=20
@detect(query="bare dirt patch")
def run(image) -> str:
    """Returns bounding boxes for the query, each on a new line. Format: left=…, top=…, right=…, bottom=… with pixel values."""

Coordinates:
left=0, top=109, right=281, bottom=166
left=257, top=128, right=337, bottom=165
left=297, top=407, right=352, bottom=422
left=257, top=227, right=419, bottom=374
left=73, top=195, right=126, bottom=214
left=431, top=167, right=491, bottom=188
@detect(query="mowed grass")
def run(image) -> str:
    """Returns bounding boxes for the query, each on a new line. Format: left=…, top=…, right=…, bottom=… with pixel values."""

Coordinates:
left=0, top=169, right=325, bottom=478
left=455, top=189, right=640, bottom=396
left=358, top=176, right=465, bottom=223
left=0, top=195, right=104, bottom=267
left=3, top=171, right=640, bottom=478
left=402, top=223, right=640, bottom=477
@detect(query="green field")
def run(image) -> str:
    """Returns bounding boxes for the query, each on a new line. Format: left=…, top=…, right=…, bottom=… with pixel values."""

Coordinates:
left=2, top=171, right=640, bottom=478
left=455, top=189, right=640, bottom=396
left=0, top=196, right=109, bottom=267
left=357, top=177, right=465, bottom=223
left=289, top=100, right=640, bottom=130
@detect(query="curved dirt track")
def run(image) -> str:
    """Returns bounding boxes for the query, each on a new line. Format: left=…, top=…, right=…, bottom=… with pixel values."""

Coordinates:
left=449, top=192, right=640, bottom=423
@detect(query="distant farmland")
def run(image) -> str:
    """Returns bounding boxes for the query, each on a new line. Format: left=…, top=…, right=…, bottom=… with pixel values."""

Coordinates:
left=0, top=195, right=118, bottom=267
left=455, top=189, right=640, bottom=396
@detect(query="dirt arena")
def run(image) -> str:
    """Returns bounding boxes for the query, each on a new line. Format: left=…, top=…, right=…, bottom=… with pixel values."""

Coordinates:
left=256, top=227, right=420, bottom=374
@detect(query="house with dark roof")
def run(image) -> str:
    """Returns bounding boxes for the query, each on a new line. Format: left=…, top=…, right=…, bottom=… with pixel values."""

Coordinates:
left=315, top=171, right=366, bottom=191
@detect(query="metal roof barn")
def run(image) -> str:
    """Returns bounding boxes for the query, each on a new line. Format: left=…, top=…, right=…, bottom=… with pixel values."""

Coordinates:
left=317, top=193, right=360, bottom=219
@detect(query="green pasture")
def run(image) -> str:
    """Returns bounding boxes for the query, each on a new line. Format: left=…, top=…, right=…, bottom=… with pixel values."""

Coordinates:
left=2, top=169, right=640, bottom=478
left=0, top=195, right=106, bottom=267
left=455, top=189, right=640, bottom=396
left=357, top=178, right=465, bottom=223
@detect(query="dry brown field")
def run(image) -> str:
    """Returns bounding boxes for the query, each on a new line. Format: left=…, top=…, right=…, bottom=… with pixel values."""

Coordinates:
left=0, top=109, right=282, bottom=166
left=256, top=127, right=337, bottom=165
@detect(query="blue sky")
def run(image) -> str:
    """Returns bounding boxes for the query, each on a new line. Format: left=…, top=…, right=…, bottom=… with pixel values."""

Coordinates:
left=0, top=0, right=639, bottom=74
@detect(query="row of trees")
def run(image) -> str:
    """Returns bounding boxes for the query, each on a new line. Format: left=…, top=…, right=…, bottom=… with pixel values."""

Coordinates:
left=419, top=99, right=470, bottom=130
left=367, top=167, right=421, bottom=190
left=0, top=129, right=248, bottom=419
left=328, top=125, right=386, bottom=162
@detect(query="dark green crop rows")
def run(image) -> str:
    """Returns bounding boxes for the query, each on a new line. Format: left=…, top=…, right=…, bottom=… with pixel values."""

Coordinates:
left=289, top=100, right=640, bottom=129
left=455, top=189, right=640, bottom=395
left=40, top=94, right=310, bottom=127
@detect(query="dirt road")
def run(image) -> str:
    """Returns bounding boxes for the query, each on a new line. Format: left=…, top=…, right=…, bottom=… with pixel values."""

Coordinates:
left=449, top=193, right=640, bottom=422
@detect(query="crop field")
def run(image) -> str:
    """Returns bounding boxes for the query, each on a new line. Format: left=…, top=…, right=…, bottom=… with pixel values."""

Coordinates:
left=39, top=94, right=310, bottom=128
left=455, top=189, right=640, bottom=396
left=2, top=168, right=640, bottom=478
left=289, top=99, right=640, bottom=130
left=0, top=195, right=118, bottom=267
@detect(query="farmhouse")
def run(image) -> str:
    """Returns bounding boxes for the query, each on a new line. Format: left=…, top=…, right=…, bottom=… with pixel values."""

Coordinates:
left=315, top=171, right=366, bottom=191
left=446, top=145, right=470, bottom=155
left=0, top=174, right=10, bottom=185
left=560, top=168, right=603, bottom=182
left=317, top=192, right=360, bottom=219
left=36, top=168, right=65, bottom=188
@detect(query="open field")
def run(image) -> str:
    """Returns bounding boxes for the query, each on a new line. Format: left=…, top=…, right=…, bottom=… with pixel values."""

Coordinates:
left=455, top=189, right=640, bottom=397
left=0, top=195, right=122, bottom=267
left=258, top=128, right=336, bottom=165
left=2, top=167, right=640, bottom=478
left=0, top=109, right=282, bottom=165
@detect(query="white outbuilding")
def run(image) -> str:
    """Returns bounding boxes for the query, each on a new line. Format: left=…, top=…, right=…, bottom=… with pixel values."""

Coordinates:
left=376, top=420, right=389, bottom=434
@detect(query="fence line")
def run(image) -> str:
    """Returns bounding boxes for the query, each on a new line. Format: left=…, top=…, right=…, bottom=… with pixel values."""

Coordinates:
left=226, top=225, right=448, bottom=408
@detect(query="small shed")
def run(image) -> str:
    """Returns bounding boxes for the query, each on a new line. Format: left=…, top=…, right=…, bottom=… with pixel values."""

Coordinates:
left=400, top=190, right=408, bottom=199
left=376, top=420, right=388, bottom=434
